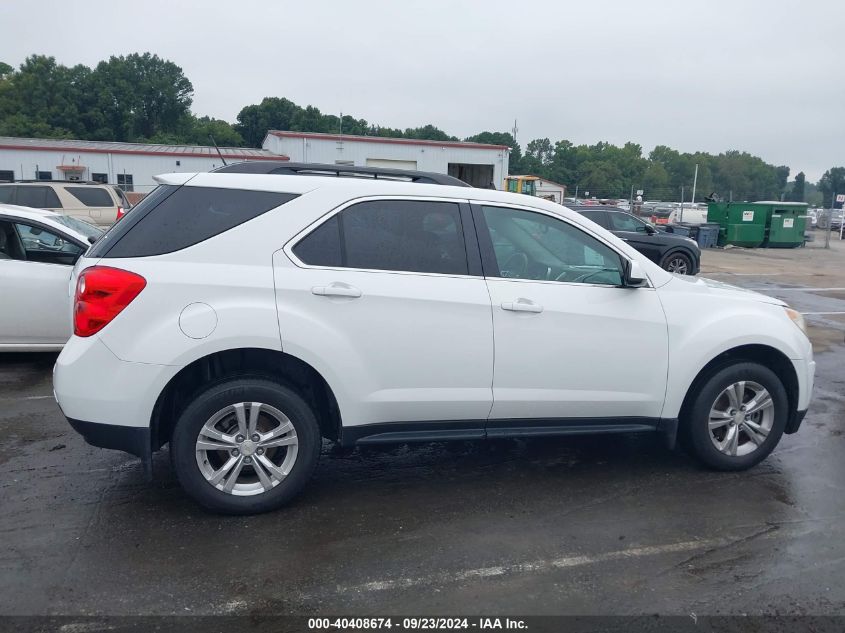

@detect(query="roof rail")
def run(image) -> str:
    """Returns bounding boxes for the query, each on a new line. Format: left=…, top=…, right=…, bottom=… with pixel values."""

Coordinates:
left=212, top=161, right=471, bottom=187
left=10, top=179, right=103, bottom=185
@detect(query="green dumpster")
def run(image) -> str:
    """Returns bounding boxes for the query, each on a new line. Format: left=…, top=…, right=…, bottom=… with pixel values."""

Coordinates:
left=760, top=202, right=807, bottom=248
left=707, top=202, right=766, bottom=247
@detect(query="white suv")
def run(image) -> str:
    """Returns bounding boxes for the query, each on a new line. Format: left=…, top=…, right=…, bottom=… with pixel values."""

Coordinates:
left=54, top=162, right=815, bottom=514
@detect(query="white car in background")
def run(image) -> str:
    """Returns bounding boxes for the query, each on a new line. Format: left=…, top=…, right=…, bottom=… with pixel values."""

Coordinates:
left=0, top=204, right=103, bottom=351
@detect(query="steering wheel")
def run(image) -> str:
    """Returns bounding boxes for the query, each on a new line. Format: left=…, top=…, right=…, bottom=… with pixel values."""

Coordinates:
left=502, top=252, right=528, bottom=278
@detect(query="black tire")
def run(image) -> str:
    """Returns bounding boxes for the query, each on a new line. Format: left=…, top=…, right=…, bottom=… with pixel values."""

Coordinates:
left=171, top=377, right=321, bottom=514
left=661, top=250, right=693, bottom=274
left=683, top=362, right=788, bottom=471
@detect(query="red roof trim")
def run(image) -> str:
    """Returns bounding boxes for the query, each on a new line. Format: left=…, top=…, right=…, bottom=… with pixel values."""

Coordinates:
left=268, top=130, right=510, bottom=151
left=0, top=143, right=286, bottom=161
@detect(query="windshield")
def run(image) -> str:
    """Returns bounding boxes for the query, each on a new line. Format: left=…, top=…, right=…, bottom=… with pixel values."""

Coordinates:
left=51, top=214, right=105, bottom=240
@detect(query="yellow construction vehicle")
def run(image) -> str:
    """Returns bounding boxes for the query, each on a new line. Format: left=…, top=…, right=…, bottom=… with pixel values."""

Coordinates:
left=504, top=175, right=539, bottom=196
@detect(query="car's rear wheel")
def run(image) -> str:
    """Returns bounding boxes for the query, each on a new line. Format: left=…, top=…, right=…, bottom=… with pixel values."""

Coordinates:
left=171, top=378, right=321, bottom=514
left=661, top=251, right=693, bottom=274
left=683, top=362, right=788, bottom=471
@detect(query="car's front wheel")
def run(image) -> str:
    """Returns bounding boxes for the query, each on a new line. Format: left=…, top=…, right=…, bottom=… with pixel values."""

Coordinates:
left=683, top=362, right=788, bottom=471
left=661, top=251, right=693, bottom=274
left=171, top=378, right=321, bottom=514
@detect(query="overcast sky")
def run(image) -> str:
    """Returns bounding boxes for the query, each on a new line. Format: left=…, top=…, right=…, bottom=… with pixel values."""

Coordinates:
left=2, top=0, right=843, bottom=180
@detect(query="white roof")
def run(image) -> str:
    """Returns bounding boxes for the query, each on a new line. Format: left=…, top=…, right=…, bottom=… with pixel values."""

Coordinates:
left=0, top=136, right=279, bottom=159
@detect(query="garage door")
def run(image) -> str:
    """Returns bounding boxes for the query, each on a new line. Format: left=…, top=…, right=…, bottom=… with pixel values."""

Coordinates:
left=365, top=158, right=418, bottom=171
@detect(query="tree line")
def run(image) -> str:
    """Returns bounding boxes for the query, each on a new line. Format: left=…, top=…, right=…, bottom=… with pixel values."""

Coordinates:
left=1, top=54, right=841, bottom=206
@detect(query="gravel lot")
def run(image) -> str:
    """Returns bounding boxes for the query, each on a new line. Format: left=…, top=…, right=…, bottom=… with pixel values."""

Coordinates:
left=1, top=240, right=844, bottom=617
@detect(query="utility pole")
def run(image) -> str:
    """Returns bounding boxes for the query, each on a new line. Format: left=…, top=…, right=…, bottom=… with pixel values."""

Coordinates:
left=511, top=119, right=518, bottom=146
left=574, top=185, right=579, bottom=201
left=691, top=163, right=699, bottom=205
left=825, top=191, right=835, bottom=249
left=630, top=184, right=634, bottom=209
left=679, top=186, right=685, bottom=223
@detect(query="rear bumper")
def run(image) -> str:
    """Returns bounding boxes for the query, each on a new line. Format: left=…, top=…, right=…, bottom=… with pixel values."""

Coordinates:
left=53, top=336, right=178, bottom=428
left=67, top=417, right=151, bottom=459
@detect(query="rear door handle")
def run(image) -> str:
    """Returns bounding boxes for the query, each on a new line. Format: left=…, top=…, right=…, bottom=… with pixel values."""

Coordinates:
left=501, top=299, right=543, bottom=313
left=312, top=283, right=362, bottom=298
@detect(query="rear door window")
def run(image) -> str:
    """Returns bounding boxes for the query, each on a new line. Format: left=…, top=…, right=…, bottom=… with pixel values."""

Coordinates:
left=579, top=210, right=609, bottom=229
left=293, top=200, right=468, bottom=275
left=15, top=186, right=62, bottom=209
left=93, top=185, right=298, bottom=258
left=65, top=187, right=114, bottom=207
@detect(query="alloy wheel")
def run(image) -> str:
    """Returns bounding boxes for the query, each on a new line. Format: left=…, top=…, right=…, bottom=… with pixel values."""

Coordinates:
left=195, top=402, right=298, bottom=496
left=708, top=381, right=774, bottom=457
left=665, top=256, right=689, bottom=274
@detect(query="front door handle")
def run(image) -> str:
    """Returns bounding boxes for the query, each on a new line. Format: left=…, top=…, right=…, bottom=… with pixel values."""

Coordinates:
left=501, top=298, right=543, bottom=313
left=312, top=283, right=362, bottom=298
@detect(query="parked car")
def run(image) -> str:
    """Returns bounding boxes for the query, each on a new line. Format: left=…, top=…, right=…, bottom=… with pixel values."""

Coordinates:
left=816, top=209, right=843, bottom=231
left=576, top=206, right=701, bottom=275
left=54, top=162, right=814, bottom=514
left=0, top=181, right=130, bottom=227
left=0, top=204, right=103, bottom=351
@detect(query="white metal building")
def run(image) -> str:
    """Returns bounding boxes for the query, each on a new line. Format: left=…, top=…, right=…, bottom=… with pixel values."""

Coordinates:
left=534, top=177, right=567, bottom=203
left=0, top=137, right=282, bottom=195
left=263, top=131, right=510, bottom=189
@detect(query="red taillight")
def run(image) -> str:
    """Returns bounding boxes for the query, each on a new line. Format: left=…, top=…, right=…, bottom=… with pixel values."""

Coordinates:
left=116, top=206, right=125, bottom=221
left=74, top=266, right=146, bottom=337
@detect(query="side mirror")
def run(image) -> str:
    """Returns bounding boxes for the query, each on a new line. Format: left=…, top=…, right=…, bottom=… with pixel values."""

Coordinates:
left=624, top=259, right=648, bottom=287
left=644, top=224, right=656, bottom=235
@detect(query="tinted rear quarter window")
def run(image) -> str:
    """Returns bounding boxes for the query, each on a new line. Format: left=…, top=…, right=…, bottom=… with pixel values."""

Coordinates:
left=65, top=186, right=114, bottom=207
left=0, top=186, right=12, bottom=204
left=94, top=185, right=297, bottom=258
left=292, top=215, right=342, bottom=267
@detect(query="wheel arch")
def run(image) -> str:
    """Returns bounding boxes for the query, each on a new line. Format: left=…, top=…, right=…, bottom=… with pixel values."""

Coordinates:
left=150, top=347, right=342, bottom=450
left=676, top=344, right=799, bottom=433
left=660, top=246, right=696, bottom=268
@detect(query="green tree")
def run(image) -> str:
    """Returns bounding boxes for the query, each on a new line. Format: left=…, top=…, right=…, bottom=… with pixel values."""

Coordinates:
left=525, top=138, right=554, bottom=165
left=235, top=97, right=302, bottom=147
left=0, top=55, right=95, bottom=138
left=818, top=167, right=845, bottom=207
left=183, top=116, right=244, bottom=147
left=790, top=172, right=806, bottom=202
left=402, top=124, right=457, bottom=141
left=91, top=53, right=193, bottom=141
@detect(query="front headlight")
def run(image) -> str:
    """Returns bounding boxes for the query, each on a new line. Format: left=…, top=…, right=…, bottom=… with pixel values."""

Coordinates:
left=785, top=307, right=808, bottom=337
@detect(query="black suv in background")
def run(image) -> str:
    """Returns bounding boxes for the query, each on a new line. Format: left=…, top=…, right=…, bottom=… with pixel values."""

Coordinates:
left=576, top=206, right=701, bottom=275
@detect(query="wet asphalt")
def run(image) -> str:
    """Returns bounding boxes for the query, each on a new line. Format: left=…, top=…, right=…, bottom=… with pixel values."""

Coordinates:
left=1, top=243, right=844, bottom=617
